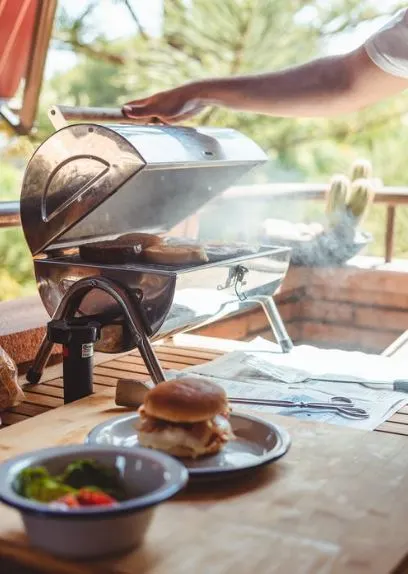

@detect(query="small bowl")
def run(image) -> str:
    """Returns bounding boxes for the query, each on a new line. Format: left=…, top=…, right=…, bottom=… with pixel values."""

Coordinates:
left=0, top=445, right=188, bottom=560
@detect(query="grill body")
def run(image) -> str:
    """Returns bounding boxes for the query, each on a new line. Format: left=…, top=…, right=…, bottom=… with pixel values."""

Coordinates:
left=21, top=120, right=292, bottom=354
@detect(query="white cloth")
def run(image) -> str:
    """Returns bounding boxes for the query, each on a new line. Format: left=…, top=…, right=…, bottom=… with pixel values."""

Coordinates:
left=365, top=8, right=408, bottom=78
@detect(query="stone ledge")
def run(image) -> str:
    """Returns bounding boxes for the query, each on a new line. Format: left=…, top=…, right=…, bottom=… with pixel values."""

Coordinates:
left=0, top=295, right=62, bottom=370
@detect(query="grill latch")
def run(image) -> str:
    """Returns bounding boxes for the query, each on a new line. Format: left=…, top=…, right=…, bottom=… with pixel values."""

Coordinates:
left=217, top=265, right=249, bottom=301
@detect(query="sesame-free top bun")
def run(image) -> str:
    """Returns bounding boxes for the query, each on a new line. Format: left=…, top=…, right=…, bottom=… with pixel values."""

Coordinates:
left=143, top=377, right=228, bottom=423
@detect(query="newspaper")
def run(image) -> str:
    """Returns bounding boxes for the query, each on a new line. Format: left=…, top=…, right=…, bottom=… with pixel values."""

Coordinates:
left=164, top=338, right=408, bottom=430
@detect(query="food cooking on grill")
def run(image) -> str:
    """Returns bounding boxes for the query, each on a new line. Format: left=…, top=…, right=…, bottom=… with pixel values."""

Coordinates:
left=136, top=376, right=235, bottom=458
left=79, top=232, right=162, bottom=264
left=203, top=241, right=259, bottom=262
left=143, top=243, right=209, bottom=265
left=15, top=458, right=127, bottom=508
left=79, top=232, right=261, bottom=267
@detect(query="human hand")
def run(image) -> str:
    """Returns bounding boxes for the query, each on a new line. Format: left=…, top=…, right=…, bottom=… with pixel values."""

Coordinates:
left=122, top=84, right=207, bottom=123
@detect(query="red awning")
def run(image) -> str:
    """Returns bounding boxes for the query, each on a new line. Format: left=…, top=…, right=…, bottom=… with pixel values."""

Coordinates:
left=0, top=0, right=38, bottom=99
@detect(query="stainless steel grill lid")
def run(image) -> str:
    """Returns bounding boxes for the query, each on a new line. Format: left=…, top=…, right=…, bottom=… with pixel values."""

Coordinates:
left=20, top=123, right=267, bottom=255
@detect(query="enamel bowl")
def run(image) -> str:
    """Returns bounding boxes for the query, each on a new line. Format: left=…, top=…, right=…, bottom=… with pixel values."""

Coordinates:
left=0, top=445, right=188, bottom=560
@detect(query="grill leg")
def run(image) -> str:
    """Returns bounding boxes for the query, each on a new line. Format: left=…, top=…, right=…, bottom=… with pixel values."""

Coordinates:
left=252, top=295, right=293, bottom=353
left=26, top=337, right=54, bottom=384
left=27, top=277, right=166, bottom=393
left=26, top=288, right=78, bottom=384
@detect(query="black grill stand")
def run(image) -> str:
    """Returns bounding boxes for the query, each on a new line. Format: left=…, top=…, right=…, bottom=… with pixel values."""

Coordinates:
left=26, top=276, right=166, bottom=403
left=48, top=318, right=100, bottom=404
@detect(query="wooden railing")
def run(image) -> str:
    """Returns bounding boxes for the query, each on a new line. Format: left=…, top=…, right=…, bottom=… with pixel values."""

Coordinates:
left=0, top=201, right=19, bottom=228
left=2, top=183, right=408, bottom=262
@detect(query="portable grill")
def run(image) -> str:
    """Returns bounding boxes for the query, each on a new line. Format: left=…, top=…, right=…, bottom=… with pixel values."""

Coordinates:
left=20, top=105, right=292, bottom=403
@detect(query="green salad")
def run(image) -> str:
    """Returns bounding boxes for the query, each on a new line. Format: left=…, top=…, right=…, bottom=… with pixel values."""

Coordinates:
left=14, top=459, right=127, bottom=508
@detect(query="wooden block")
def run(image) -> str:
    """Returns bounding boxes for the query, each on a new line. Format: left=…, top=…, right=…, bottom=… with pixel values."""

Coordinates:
left=115, top=378, right=151, bottom=407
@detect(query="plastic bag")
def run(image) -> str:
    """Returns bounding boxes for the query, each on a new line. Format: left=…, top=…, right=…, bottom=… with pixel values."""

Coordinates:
left=0, top=346, right=25, bottom=410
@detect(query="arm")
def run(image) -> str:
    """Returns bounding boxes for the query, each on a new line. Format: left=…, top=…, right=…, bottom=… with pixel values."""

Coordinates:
left=123, top=48, right=408, bottom=121
left=189, top=47, right=408, bottom=117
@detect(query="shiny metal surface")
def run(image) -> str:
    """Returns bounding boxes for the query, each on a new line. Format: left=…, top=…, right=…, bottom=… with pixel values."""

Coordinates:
left=20, top=116, right=291, bottom=358
left=20, top=123, right=145, bottom=255
left=27, top=276, right=166, bottom=386
left=32, top=246, right=290, bottom=353
left=49, top=104, right=164, bottom=126
left=20, top=123, right=266, bottom=254
left=251, top=295, right=293, bottom=352
left=227, top=396, right=369, bottom=420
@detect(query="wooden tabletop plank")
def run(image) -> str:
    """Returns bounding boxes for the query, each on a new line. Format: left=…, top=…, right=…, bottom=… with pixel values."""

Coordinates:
left=120, top=352, right=206, bottom=367
left=38, top=379, right=110, bottom=394
left=21, top=393, right=62, bottom=409
left=7, top=403, right=50, bottom=418
left=93, top=366, right=149, bottom=380
left=105, top=359, right=193, bottom=374
left=1, top=391, right=408, bottom=573
left=152, top=344, right=223, bottom=360
left=21, top=384, right=64, bottom=399
left=375, top=421, right=408, bottom=435
left=388, top=413, right=408, bottom=424
left=1, top=412, right=30, bottom=426
left=3, top=341, right=408, bottom=440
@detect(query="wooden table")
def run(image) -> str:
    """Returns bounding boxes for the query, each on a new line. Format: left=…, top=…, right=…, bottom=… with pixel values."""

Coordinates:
left=2, top=340, right=408, bottom=437
left=1, top=340, right=408, bottom=573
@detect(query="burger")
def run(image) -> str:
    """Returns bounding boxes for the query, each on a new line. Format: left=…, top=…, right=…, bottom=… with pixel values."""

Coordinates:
left=135, top=376, right=234, bottom=458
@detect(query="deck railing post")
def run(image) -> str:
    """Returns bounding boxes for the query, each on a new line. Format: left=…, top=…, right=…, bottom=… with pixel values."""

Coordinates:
left=385, top=205, right=396, bottom=263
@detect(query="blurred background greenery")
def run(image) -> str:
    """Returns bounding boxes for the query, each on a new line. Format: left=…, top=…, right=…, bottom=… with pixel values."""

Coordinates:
left=1, top=0, right=408, bottom=300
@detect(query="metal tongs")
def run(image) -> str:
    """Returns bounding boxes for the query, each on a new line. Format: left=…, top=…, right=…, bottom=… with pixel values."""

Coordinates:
left=228, top=395, right=370, bottom=420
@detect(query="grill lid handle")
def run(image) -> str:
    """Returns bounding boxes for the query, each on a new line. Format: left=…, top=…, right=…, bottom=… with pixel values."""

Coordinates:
left=48, top=105, right=166, bottom=129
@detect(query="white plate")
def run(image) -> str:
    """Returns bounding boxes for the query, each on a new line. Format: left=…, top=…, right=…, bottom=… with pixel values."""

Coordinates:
left=86, top=413, right=291, bottom=479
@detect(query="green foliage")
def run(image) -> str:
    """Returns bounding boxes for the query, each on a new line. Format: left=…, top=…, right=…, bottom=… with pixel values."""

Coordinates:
left=0, top=160, right=35, bottom=300
left=0, top=161, right=22, bottom=201
left=0, top=227, right=35, bottom=300
left=2, top=0, right=408, bottom=300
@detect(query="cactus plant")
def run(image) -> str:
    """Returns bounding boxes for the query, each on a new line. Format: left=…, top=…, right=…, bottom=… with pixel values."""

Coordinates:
left=326, top=174, right=351, bottom=227
left=350, top=158, right=373, bottom=182
left=346, top=178, right=375, bottom=224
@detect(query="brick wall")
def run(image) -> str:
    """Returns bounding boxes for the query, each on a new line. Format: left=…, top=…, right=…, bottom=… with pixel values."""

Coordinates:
left=195, top=263, right=408, bottom=354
